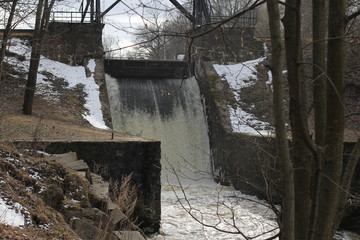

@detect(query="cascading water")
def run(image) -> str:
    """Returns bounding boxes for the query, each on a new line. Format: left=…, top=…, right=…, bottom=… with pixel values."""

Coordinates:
left=105, top=73, right=278, bottom=239
left=105, top=75, right=212, bottom=184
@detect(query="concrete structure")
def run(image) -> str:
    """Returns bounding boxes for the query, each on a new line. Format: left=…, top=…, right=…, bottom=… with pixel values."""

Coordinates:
left=43, top=22, right=104, bottom=65
left=104, top=59, right=189, bottom=79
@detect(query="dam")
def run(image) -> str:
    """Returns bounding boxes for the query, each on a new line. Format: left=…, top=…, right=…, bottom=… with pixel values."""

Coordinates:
left=104, top=59, right=211, bottom=184
left=104, top=59, right=279, bottom=239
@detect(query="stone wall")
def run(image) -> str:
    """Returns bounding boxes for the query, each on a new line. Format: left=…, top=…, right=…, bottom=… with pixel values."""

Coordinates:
left=194, top=59, right=279, bottom=198
left=43, top=22, right=104, bottom=65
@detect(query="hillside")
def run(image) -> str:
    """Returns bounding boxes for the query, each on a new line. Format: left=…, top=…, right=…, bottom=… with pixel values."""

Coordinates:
left=0, top=38, right=148, bottom=239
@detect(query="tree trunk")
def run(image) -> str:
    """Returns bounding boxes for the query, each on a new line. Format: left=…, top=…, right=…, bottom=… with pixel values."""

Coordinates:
left=308, top=1, right=327, bottom=239
left=334, top=137, right=360, bottom=230
left=313, top=0, right=347, bottom=239
left=283, top=0, right=312, bottom=239
left=267, top=1, right=295, bottom=239
left=23, top=0, right=55, bottom=115
left=23, top=0, right=44, bottom=115
left=312, top=0, right=327, bottom=146
left=0, top=0, right=18, bottom=80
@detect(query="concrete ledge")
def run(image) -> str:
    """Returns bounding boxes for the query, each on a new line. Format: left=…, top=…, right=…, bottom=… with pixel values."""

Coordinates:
left=104, top=59, right=188, bottom=79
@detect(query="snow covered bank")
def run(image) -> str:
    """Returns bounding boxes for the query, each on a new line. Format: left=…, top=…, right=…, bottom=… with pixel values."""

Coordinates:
left=213, top=46, right=272, bottom=135
left=7, top=38, right=108, bottom=129
left=0, top=195, right=30, bottom=228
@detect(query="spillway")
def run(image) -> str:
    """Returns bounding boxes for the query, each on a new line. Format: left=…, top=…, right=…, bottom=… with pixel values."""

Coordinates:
left=105, top=75, right=212, bottom=184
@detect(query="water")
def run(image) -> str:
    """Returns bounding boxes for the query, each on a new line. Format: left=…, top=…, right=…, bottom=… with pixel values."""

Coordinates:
left=105, top=73, right=359, bottom=240
left=105, top=73, right=280, bottom=239
left=105, top=75, right=212, bottom=184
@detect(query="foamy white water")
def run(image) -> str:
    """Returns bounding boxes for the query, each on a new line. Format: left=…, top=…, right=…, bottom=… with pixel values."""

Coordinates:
left=106, top=75, right=211, bottom=184
left=105, top=73, right=280, bottom=239
left=151, top=183, right=278, bottom=240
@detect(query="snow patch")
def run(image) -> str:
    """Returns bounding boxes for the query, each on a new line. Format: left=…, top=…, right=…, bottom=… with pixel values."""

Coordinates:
left=7, top=39, right=108, bottom=129
left=213, top=49, right=272, bottom=135
left=0, top=197, right=29, bottom=227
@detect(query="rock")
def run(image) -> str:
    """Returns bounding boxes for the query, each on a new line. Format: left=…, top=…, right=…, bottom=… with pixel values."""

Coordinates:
left=113, top=231, right=145, bottom=240
left=70, top=217, right=113, bottom=240
left=81, top=208, right=111, bottom=229
left=109, top=207, right=128, bottom=225
left=63, top=172, right=91, bottom=207
left=41, top=184, right=64, bottom=210
left=64, top=160, right=89, bottom=171
left=50, top=152, right=78, bottom=164
left=63, top=207, right=111, bottom=229
left=90, top=173, right=109, bottom=200
left=107, top=197, right=117, bottom=211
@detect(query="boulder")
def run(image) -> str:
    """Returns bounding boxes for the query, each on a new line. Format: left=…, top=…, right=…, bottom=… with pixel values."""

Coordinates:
left=41, top=184, right=64, bottom=210
left=113, top=231, right=145, bottom=240
left=50, top=152, right=78, bottom=164
left=63, top=208, right=109, bottom=227
left=63, top=172, right=91, bottom=208
left=109, top=207, right=128, bottom=225
left=70, top=217, right=113, bottom=240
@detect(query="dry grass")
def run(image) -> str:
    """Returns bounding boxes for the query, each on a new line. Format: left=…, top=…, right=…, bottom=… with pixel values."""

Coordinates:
left=0, top=144, right=80, bottom=239
left=110, top=174, right=139, bottom=228
left=94, top=174, right=141, bottom=240
left=0, top=114, right=147, bottom=142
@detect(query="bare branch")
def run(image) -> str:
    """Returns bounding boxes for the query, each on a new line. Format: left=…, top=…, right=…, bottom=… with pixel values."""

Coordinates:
left=346, top=8, right=360, bottom=23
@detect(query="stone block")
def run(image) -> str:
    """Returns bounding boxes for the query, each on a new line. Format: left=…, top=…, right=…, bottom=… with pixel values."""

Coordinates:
left=64, top=160, right=89, bottom=171
left=50, top=151, right=78, bottom=164
left=109, top=207, right=127, bottom=225
left=90, top=177, right=109, bottom=200
left=113, top=231, right=145, bottom=240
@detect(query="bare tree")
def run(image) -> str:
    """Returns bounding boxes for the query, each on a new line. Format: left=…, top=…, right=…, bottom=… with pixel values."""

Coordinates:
left=266, top=0, right=360, bottom=239
left=23, top=0, right=56, bottom=115
left=0, top=0, right=18, bottom=80
left=267, top=0, right=295, bottom=239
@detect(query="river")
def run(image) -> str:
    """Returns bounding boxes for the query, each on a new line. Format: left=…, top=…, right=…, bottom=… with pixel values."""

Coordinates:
left=105, top=74, right=355, bottom=240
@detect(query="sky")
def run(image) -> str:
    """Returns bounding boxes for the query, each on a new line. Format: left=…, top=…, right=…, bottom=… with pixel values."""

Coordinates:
left=56, top=0, right=190, bottom=55
left=0, top=0, right=190, bottom=55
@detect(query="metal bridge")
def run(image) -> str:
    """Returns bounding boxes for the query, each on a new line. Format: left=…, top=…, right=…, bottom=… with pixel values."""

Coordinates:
left=50, top=0, right=211, bottom=26
left=51, top=0, right=257, bottom=28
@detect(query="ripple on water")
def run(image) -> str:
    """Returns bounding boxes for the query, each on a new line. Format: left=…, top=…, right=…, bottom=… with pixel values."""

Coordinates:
left=151, top=183, right=279, bottom=240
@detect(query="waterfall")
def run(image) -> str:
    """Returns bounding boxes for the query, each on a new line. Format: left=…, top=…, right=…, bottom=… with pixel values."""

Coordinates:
left=105, top=74, right=212, bottom=184
left=105, top=72, right=281, bottom=240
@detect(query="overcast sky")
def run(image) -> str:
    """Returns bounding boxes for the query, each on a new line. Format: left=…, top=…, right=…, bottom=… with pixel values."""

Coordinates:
left=54, top=0, right=190, bottom=54
left=0, top=0, right=190, bottom=55
left=100, top=0, right=190, bottom=53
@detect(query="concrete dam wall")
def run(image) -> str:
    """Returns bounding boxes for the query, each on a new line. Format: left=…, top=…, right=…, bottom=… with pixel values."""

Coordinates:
left=104, top=60, right=211, bottom=184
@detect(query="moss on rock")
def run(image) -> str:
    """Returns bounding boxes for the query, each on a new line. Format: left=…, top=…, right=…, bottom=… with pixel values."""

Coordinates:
left=63, top=172, right=91, bottom=208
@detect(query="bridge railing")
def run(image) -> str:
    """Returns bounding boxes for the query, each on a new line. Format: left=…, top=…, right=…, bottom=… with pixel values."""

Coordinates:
left=51, top=11, right=92, bottom=23
left=211, top=9, right=258, bottom=28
